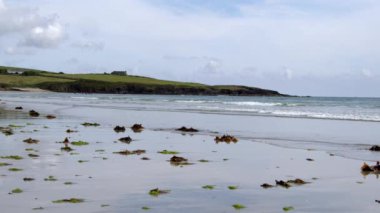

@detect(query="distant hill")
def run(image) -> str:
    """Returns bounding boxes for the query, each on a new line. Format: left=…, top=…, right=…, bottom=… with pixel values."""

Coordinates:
left=0, top=66, right=288, bottom=96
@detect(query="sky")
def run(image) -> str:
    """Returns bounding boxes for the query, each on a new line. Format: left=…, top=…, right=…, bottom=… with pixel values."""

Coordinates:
left=0, top=0, right=379, bottom=97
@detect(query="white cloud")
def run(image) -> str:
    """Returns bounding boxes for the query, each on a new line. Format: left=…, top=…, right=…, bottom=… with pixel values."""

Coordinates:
left=0, top=1, right=65, bottom=50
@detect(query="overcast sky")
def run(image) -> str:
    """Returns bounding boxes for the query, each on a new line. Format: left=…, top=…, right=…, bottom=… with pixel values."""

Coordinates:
left=0, top=0, right=379, bottom=97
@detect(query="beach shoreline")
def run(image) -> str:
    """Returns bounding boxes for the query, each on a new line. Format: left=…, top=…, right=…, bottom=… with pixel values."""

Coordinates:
left=0, top=93, right=379, bottom=212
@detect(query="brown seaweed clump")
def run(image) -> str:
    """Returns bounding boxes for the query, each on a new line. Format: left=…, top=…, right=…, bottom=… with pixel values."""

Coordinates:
left=29, top=110, right=40, bottom=117
left=169, top=155, right=192, bottom=166
left=113, top=149, right=146, bottom=155
left=46, top=115, right=56, bottom=119
left=0, top=127, right=13, bottom=136
left=15, top=106, right=23, bottom=110
left=176, top=126, right=199, bottom=132
left=260, top=183, right=274, bottom=189
left=119, top=136, right=132, bottom=144
left=23, top=138, right=39, bottom=144
left=131, top=124, right=144, bottom=133
left=369, top=145, right=380, bottom=151
left=361, top=162, right=380, bottom=174
left=66, top=129, right=78, bottom=133
left=215, top=135, right=238, bottom=143
left=275, top=180, right=291, bottom=188
left=114, top=126, right=126, bottom=133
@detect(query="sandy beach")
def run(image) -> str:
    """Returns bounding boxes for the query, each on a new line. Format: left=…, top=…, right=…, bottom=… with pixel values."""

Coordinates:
left=0, top=92, right=380, bottom=212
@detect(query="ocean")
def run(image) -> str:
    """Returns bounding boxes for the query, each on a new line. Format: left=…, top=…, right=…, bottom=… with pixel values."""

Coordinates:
left=1, top=92, right=380, bottom=122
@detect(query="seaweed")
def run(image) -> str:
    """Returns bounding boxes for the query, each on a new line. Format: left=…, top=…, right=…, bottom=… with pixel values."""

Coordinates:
left=198, top=159, right=209, bottom=163
left=0, top=127, right=13, bottom=136
left=149, top=188, right=170, bottom=196
left=0, top=162, right=11, bottom=167
left=23, top=177, right=35, bottom=181
left=44, top=176, right=57, bottom=181
left=9, top=168, right=23, bottom=172
left=114, top=126, right=126, bottom=133
left=202, top=185, right=215, bottom=190
left=176, top=126, right=199, bottom=132
left=11, top=188, right=23, bottom=194
left=228, top=186, right=238, bottom=190
left=23, top=138, right=39, bottom=144
left=66, top=129, right=78, bottom=133
left=158, top=150, right=179, bottom=155
left=1, top=155, right=23, bottom=160
left=119, top=137, right=132, bottom=144
left=114, top=149, right=146, bottom=155
left=215, top=135, right=238, bottom=143
left=232, top=204, right=246, bottom=210
left=142, top=206, right=150, bottom=210
left=46, top=115, right=56, bottom=119
left=283, top=206, right=294, bottom=212
left=52, top=198, right=85, bottom=203
left=28, top=153, right=39, bottom=158
left=81, top=122, right=100, bottom=127
left=260, top=183, right=274, bottom=188
left=131, top=124, right=144, bottom=133
left=71, top=141, right=89, bottom=146
left=29, top=110, right=40, bottom=117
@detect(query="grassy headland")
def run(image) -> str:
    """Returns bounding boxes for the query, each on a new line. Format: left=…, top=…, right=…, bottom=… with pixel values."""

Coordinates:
left=0, top=66, right=286, bottom=96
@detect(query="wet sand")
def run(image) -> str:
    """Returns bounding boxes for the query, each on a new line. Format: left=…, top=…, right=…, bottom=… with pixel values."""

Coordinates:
left=0, top=97, right=380, bottom=212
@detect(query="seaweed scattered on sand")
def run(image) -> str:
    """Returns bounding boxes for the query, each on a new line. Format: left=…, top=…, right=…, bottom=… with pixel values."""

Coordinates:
left=261, top=183, right=274, bottom=188
left=15, top=106, right=23, bottom=110
left=228, top=186, right=238, bottom=190
left=23, top=138, right=39, bottom=144
left=275, top=180, right=291, bottom=188
left=169, top=156, right=191, bottom=166
left=176, top=126, right=199, bottom=132
left=369, top=145, right=380, bottom=151
left=52, top=198, right=85, bottom=204
left=9, top=168, right=23, bottom=172
left=81, top=122, right=100, bottom=127
left=158, top=150, right=179, bottom=155
left=10, top=188, right=23, bottom=194
left=141, top=157, right=150, bottom=160
left=29, top=110, right=40, bottom=117
left=28, top=153, right=39, bottom=158
left=0, top=162, right=12, bottom=167
left=131, top=124, right=144, bottom=133
left=142, top=206, right=150, bottom=210
left=23, top=177, right=35, bottom=181
left=232, top=204, right=246, bottom=210
left=1, top=155, right=23, bottom=160
left=101, top=204, right=110, bottom=207
left=64, top=182, right=75, bottom=185
left=44, top=176, right=57, bottom=181
left=113, top=149, right=146, bottom=155
left=78, top=160, right=89, bottom=163
left=0, top=127, right=13, bottom=136
left=202, top=185, right=215, bottom=190
left=215, top=135, right=238, bottom=143
left=32, top=207, right=44, bottom=210
left=71, top=141, right=89, bottom=146
left=66, top=129, right=78, bottom=133
left=198, top=159, right=210, bottom=163
left=149, top=188, right=170, bottom=196
left=283, top=206, right=295, bottom=212
left=46, top=115, right=56, bottom=119
left=306, top=158, right=314, bottom=161
left=114, top=126, right=126, bottom=133
left=119, top=137, right=132, bottom=144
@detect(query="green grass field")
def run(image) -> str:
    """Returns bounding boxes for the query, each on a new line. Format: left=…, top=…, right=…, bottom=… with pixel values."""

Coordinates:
left=0, top=65, right=283, bottom=96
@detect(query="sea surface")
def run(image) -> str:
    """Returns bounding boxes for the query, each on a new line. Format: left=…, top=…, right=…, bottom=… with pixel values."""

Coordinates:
left=1, top=92, right=380, bottom=122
